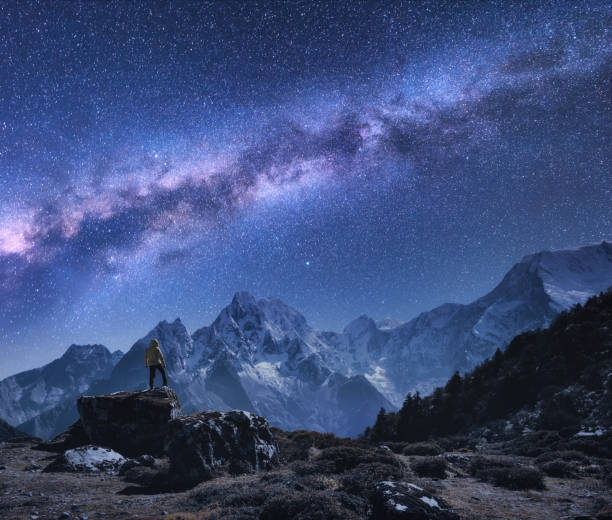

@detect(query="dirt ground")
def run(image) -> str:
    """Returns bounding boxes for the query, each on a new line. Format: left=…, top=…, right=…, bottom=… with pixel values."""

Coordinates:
left=1, top=440, right=610, bottom=520
left=397, top=452, right=611, bottom=520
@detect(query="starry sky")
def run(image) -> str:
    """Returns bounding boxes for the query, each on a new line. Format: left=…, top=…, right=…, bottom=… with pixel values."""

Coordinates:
left=1, top=1, right=610, bottom=379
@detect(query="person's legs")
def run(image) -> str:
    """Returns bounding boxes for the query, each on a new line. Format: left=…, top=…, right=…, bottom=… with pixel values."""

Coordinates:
left=149, top=366, right=155, bottom=389
left=159, top=365, right=168, bottom=386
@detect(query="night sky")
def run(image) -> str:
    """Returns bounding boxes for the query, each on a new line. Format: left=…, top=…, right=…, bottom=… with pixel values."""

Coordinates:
left=1, top=1, right=610, bottom=378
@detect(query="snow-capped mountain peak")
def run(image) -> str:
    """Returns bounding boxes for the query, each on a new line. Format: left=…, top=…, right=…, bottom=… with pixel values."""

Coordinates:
left=5, top=241, right=611, bottom=440
left=207, top=292, right=320, bottom=359
left=519, top=240, right=612, bottom=311
left=61, top=344, right=110, bottom=362
left=376, top=317, right=404, bottom=330
left=343, top=314, right=377, bottom=338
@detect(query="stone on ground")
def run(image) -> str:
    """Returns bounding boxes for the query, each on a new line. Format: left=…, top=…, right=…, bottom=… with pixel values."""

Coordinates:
left=44, top=445, right=126, bottom=473
left=165, top=410, right=280, bottom=488
left=372, top=481, right=460, bottom=520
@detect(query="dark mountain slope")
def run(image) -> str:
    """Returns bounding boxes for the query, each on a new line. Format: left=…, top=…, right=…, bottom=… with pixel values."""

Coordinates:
left=366, top=290, right=612, bottom=444
left=0, top=418, right=29, bottom=441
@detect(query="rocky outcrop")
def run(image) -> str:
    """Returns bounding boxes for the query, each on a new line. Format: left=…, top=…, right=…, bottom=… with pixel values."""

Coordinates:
left=77, top=388, right=182, bottom=457
left=37, top=389, right=280, bottom=488
left=44, top=445, right=126, bottom=473
left=165, top=410, right=280, bottom=488
left=372, top=481, right=460, bottom=520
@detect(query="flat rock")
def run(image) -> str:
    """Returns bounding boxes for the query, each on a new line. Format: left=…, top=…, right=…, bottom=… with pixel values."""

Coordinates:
left=77, top=388, right=181, bottom=457
left=44, top=445, right=126, bottom=473
left=165, top=410, right=280, bottom=488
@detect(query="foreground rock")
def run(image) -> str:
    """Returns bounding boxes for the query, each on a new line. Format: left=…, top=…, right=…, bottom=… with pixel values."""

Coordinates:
left=77, top=387, right=181, bottom=457
left=165, top=410, right=280, bottom=488
left=372, top=481, right=460, bottom=520
left=119, top=454, right=169, bottom=488
left=44, top=445, right=126, bottom=473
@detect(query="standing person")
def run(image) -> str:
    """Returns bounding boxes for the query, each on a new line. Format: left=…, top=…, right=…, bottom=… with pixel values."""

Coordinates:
left=144, top=338, right=168, bottom=390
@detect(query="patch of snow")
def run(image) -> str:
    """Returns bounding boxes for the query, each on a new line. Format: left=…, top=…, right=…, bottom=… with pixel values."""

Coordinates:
left=405, top=483, right=423, bottom=491
left=420, top=496, right=441, bottom=509
left=364, top=365, right=404, bottom=407
left=64, top=446, right=125, bottom=472
left=575, top=428, right=604, bottom=437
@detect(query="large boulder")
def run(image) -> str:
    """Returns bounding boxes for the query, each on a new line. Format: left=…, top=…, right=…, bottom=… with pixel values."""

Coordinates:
left=77, top=388, right=182, bottom=457
left=165, top=410, right=280, bottom=488
left=371, top=481, right=460, bottom=520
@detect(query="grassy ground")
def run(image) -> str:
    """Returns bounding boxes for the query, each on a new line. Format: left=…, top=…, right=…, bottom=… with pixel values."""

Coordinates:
left=0, top=437, right=610, bottom=520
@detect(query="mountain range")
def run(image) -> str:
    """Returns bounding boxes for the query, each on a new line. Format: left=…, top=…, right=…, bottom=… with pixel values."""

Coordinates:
left=1, top=240, right=611, bottom=439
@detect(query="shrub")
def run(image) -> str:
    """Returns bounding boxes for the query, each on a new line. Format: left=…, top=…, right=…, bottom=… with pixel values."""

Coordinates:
left=291, top=460, right=320, bottom=476
left=534, top=450, right=589, bottom=465
left=507, top=431, right=612, bottom=459
left=504, top=430, right=564, bottom=456
left=602, top=463, right=612, bottom=488
left=410, top=457, right=448, bottom=479
left=383, top=442, right=407, bottom=454
left=271, top=428, right=363, bottom=463
left=436, top=435, right=475, bottom=451
left=259, top=490, right=365, bottom=520
left=539, top=460, right=577, bottom=478
left=491, top=466, right=545, bottom=490
left=314, top=446, right=399, bottom=474
left=568, top=433, right=612, bottom=458
left=469, top=456, right=544, bottom=490
left=340, top=462, right=404, bottom=497
left=190, top=482, right=266, bottom=508
left=402, top=442, right=442, bottom=456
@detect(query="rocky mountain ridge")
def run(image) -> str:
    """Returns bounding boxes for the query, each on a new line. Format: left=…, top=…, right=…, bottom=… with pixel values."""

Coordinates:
left=365, top=289, right=612, bottom=446
left=0, top=344, right=121, bottom=428
left=2, top=241, right=611, bottom=439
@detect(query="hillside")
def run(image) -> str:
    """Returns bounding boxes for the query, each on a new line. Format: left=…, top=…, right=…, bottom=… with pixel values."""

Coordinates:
left=365, top=290, right=612, bottom=447
left=0, top=418, right=28, bottom=442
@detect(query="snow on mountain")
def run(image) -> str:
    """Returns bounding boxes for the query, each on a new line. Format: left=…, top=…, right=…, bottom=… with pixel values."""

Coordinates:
left=376, top=317, right=404, bottom=330
left=5, top=241, right=611, bottom=439
left=0, top=344, right=116, bottom=429
left=521, top=241, right=612, bottom=311
left=181, top=293, right=391, bottom=436
left=40, top=293, right=389, bottom=438
left=329, top=241, right=612, bottom=406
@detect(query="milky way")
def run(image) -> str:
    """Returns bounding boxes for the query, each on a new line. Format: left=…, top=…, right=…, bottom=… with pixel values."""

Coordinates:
left=1, top=1, right=610, bottom=378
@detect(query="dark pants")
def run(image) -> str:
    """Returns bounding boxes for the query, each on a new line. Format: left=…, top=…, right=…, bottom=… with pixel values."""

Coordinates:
left=149, top=364, right=168, bottom=389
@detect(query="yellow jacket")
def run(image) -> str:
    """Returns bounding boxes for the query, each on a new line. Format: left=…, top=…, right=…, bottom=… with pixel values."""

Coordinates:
left=144, top=339, right=165, bottom=367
